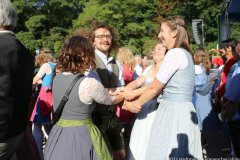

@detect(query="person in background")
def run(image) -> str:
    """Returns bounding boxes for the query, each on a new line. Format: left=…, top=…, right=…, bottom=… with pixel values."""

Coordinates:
left=236, top=40, right=240, bottom=55
left=114, top=47, right=136, bottom=151
left=31, top=52, right=55, bottom=160
left=122, top=16, right=203, bottom=159
left=44, top=35, right=123, bottom=160
left=29, top=48, right=53, bottom=120
left=34, top=48, right=53, bottom=75
left=192, top=48, right=212, bottom=148
left=116, top=47, right=135, bottom=85
left=225, top=40, right=240, bottom=90
left=142, top=54, right=152, bottom=71
left=89, top=23, right=126, bottom=160
left=222, top=40, right=240, bottom=158
left=222, top=65, right=240, bottom=158
left=215, top=39, right=237, bottom=111
left=122, top=42, right=166, bottom=160
left=133, top=55, right=143, bottom=80
left=0, top=0, right=34, bottom=159
left=211, top=39, right=239, bottom=158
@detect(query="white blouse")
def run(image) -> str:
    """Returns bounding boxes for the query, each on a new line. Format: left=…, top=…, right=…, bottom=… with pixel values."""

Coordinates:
left=77, top=71, right=116, bottom=105
left=156, top=48, right=189, bottom=84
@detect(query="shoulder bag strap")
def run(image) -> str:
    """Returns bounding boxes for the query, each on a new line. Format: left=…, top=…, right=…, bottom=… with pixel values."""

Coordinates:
left=53, top=74, right=84, bottom=124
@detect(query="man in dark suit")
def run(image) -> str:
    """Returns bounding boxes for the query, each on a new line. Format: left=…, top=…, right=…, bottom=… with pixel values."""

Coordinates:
left=0, top=0, right=34, bottom=159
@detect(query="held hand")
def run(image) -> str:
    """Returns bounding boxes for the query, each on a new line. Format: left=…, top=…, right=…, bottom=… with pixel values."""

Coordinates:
left=116, top=86, right=126, bottom=92
left=108, top=87, right=126, bottom=96
left=120, top=88, right=135, bottom=100
left=122, top=100, right=141, bottom=113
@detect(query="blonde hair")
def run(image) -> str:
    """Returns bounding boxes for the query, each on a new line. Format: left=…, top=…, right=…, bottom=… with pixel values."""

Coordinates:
left=162, top=16, right=190, bottom=52
left=116, top=47, right=135, bottom=69
left=194, top=48, right=211, bottom=75
left=35, top=53, right=53, bottom=67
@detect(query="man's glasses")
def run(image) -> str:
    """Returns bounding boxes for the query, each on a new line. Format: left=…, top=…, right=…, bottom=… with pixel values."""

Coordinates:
left=95, top=35, right=112, bottom=40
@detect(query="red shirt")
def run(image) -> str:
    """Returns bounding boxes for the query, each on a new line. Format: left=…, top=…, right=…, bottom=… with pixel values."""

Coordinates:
left=115, top=64, right=135, bottom=123
left=217, top=56, right=236, bottom=97
left=212, top=57, right=224, bottom=67
left=122, top=64, right=134, bottom=85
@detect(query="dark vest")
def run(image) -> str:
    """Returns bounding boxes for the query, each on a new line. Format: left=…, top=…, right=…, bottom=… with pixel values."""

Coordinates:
left=95, top=54, right=119, bottom=88
left=93, top=54, right=119, bottom=117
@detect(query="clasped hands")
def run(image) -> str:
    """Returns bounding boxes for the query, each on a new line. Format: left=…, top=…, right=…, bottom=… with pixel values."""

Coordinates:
left=109, top=87, right=142, bottom=113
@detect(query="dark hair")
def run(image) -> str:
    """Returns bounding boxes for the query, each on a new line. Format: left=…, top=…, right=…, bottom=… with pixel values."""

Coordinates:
left=236, top=40, right=240, bottom=53
left=89, top=22, right=117, bottom=52
left=236, top=40, right=240, bottom=45
left=221, top=38, right=240, bottom=60
left=221, top=38, right=236, bottom=49
left=57, top=35, right=96, bottom=74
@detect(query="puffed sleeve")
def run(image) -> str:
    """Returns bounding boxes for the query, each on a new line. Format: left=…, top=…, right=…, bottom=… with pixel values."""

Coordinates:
left=156, top=48, right=188, bottom=84
left=78, top=72, right=115, bottom=105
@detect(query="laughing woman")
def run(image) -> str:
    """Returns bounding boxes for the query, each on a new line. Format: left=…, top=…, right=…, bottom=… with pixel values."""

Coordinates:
left=123, top=16, right=203, bottom=159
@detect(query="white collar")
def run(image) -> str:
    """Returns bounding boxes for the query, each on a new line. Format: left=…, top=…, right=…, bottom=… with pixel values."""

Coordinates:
left=95, top=49, right=113, bottom=62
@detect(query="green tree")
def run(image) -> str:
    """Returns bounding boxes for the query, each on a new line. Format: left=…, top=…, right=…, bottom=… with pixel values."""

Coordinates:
left=73, top=0, right=159, bottom=55
left=12, top=0, right=85, bottom=53
left=155, top=0, right=222, bottom=47
left=12, top=0, right=223, bottom=55
left=166, top=0, right=222, bottom=44
left=16, top=31, right=42, bottom=53
left=230, top=21, right=240, bottom=40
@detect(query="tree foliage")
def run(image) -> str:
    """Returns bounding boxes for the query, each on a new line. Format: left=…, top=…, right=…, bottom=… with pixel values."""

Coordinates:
left=156, top=0, right=222, bottom=47
left=12, top=0, right=223, bottom=55
left=73, top=0, right=159, bottom=55
left=12, top=0, right=84, bottom=54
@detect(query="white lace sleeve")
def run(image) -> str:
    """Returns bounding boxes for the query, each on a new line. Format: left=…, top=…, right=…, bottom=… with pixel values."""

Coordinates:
left=156, top=48, right=188, bottom=84
left=78, top=77, right=115, bottom=105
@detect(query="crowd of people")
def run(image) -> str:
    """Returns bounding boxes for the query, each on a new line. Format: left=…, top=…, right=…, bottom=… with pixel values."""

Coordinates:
left=0, top=0, right=240, bottom=160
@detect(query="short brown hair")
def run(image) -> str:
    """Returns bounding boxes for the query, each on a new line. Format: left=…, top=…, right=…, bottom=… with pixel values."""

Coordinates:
left=56, top=35, right=96, bottom=74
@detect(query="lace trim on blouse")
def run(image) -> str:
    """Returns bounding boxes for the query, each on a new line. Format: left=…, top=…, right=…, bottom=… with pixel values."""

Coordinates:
left=78, top=77, right=115, bottom=105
